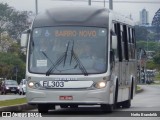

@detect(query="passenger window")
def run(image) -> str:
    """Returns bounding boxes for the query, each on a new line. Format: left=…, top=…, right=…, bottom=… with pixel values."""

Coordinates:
left=123, top=25, right=129, bottom=61
left=112, top=22, right=118, bottom=59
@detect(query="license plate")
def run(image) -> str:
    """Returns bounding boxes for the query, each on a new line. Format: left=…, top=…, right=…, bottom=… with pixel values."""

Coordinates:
left=40, top=80, right=93, bottom=88
left=42, top=81, right=64, bottom=88
left=59, top=96, right=73, bottom=100
left=11, top=89, right=16, bottom=91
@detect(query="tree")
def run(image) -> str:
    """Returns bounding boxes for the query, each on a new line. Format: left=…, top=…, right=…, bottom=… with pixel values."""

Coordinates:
left=0, top=3, right=14, bottom=43
left=7, top=11, right=29, bottom=40
left=136, top=41, right=160, bottom=51
left=0, top=34, right=14, bottom=52
left=135, top=25, right=149, bottom=41
left=146, top=61, right=156, bottom=70
left=0, top=3, right=29, bottom=41
left=153, top=52, right=160, bottom=64
left=0, top=52, right=25, bottom=83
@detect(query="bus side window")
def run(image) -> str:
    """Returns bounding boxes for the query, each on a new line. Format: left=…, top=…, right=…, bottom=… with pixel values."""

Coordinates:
left=128, top=27, right=132, bottom=59
left=120, top=24, right=125, bottom=61
left=131, top=28, right=136, bottom=59
left=117, top=23, right=123, bottom=62
left=112, top=23, right=118, bottom=60
left=123, top=25, right=129, bottom=61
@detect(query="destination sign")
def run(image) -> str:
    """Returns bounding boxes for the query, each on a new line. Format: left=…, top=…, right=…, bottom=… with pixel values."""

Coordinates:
left=54, top=30, right=97, bottom=37
left=33, top=27, right=107, bottom=38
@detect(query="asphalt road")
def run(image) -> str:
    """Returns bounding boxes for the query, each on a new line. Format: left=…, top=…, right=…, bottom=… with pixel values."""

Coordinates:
left=1, top=85, right=160, bottom=120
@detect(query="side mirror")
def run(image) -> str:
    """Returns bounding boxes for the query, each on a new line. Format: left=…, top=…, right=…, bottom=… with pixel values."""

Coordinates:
left=112, top=35, right=117, bottom=49
left=21, top=29, right=30, bottom=48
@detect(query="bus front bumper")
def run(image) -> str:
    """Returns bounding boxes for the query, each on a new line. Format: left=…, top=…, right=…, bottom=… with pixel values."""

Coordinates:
left=26, top=87, right=112, bottom=105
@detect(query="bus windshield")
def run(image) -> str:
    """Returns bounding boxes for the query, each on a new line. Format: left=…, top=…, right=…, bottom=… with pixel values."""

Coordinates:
left=29, top=27, right=108, bottom=75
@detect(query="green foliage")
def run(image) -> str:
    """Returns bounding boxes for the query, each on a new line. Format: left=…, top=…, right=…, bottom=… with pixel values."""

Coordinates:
left=0, top=52, right=25, bottom=83
left=146, top=61, right=156, bottom=69
left=135, top=25, right=149, bottom=41
left=0, top=3, right=29, bottom=40
left=0, top=35, right=14, bottom=52
left=155, top=73, right=160, bottom=81
left=7, top=10, right=29, bottom=40
left=0, top=3, right=13, bottom=32
left=0, top=98, right=27, bottom=107
left=137, top=41, right=160, bottom=71
left=0, top=3, right=28, bottom=83
left=136, top=41, right=160, bottom=51
left=153, top=52, right=160, bottom=65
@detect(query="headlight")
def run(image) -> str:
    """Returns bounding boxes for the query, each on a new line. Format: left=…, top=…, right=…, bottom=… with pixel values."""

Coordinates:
left=28, top=81, right=40, bottom=89
left=28, top=81, right=34, bottom=88
left=95, top=81, right=107, bottom=89
left=17, top=86, right=20, bottom=89
left=6, top=87, right=9, bottom=89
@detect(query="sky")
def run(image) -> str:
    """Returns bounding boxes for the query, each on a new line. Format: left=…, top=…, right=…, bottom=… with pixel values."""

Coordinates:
left=0, top=0, right=160, bottom=24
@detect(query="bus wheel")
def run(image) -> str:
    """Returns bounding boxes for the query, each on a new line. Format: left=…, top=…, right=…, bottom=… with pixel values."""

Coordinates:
left=122, top=99, right=131, bottom=108
left=70, top=105, right=78, bottom=108
left=60, top=105, right=68, bottom=108
left=38, top=104, right=49, bottom=113
left=101, top=104, right=114, bottom=113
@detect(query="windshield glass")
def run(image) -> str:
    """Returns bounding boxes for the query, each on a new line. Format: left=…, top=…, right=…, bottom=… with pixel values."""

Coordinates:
left=29, top=27, right=108, bottom=75
left=5, top=80, right=18, bottom=85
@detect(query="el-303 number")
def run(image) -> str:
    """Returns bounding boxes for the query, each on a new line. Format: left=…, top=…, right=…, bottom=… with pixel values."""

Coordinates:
left=43, top=81, right=64, bottom=88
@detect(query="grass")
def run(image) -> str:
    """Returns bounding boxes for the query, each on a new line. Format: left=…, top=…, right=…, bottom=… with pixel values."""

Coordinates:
left=0, top=98, right=27, bottom=107
left=154, top=73, right=160, bottom=81
left=136, top=86, right=141, bottom=91
left=151, top=81, right=160, bottom=85
left=150, top=72, right=160, bottom=85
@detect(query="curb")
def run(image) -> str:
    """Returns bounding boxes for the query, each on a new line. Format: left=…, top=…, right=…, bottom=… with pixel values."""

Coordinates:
left=0, top=104, right=36, bottom=112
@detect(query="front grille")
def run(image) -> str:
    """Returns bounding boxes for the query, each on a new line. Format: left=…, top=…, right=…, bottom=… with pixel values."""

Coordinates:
left=9, top=87, right=17, bottom=89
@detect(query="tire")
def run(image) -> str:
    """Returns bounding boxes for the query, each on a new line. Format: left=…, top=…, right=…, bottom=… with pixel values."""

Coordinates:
left=70, top=105, right=78, bottom=108
left=22, top=89, right=25, bottom=95
left=121, top=82, right=132, bottom=108
left=19, top=91, right=22, bottom=95
left=131, top=81, right=134, bottom=99
left=121, top=99, right=131, bottom=108
left=38, top=104, right=49, bottom=113
left=101, top=104, right=114, bottom=113
left=114, top=81, right=118, bottom=109
left=60, top=105, right=68, bottom=108
left=121, top=86, right=131, bottom=108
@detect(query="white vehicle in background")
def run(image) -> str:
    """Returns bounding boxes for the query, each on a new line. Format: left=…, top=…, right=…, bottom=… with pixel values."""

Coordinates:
left=19, top=79, right=26, bottom=95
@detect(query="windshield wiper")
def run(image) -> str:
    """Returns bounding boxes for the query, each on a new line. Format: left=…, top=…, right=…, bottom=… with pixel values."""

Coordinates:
left=41, top=51, right=60, bottom=72
left=46, top=40, right=88, bottom=76
left=41, top=51, right=54, bottom=64
left=72, top=51, right=88, bottom=76
left=46, top=53, right=65, bottom=76
left=63, top=41, right=70, bottom=67
left=70, top=41, right=88, bottom=76
left=46, top=41, right=70, bottom=76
